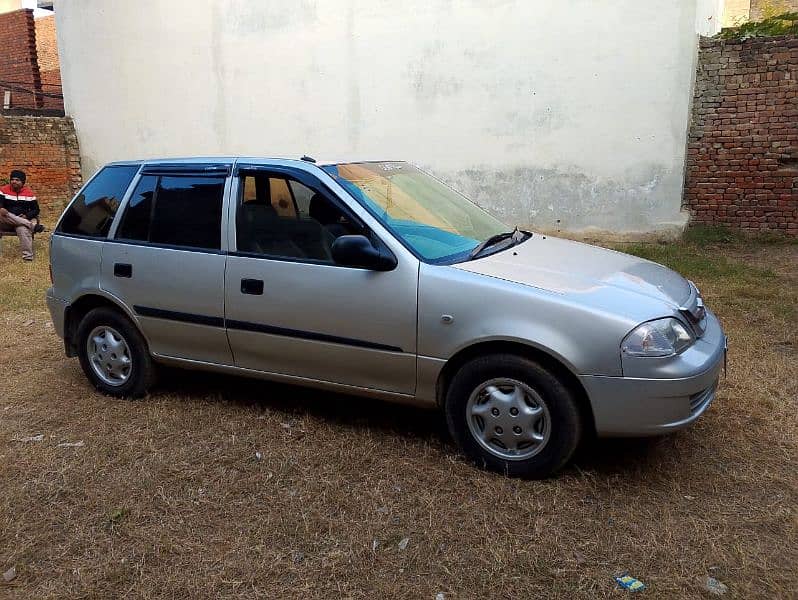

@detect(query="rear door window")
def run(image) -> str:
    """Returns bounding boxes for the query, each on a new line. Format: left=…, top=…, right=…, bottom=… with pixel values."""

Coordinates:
left=57, top=165, right=139, bottom=237
left=115, top=174, right=225, bottom=251
left=116, top=175, right=156, bottom=242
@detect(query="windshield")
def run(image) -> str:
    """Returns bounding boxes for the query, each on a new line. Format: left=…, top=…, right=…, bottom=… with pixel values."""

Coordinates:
left=322, top=162, right=509, bottom=262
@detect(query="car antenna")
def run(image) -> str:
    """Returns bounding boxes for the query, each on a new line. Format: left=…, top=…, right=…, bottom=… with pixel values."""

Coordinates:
left=300, top=155, right=316, bottom=163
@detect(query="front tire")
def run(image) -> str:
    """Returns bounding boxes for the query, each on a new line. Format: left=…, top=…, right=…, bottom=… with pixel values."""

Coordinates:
left=445, top=354, right=582, bottom=478
left=76, top=307, right=156, bottom=398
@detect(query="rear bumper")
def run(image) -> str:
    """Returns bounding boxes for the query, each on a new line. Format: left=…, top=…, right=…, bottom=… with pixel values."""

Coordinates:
left=46, top=287, right=68, bottom=340
left=581, top=311, right=726, bottom=437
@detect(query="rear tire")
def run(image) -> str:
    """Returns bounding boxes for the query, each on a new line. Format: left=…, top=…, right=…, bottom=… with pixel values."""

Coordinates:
left=76, top=307, right=156, bottom=398
left=445, top=354, right=582, bottom=478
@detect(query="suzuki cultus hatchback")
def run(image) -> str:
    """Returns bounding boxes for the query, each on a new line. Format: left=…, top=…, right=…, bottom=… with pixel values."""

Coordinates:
left=47, top=158, right=726, bottom=478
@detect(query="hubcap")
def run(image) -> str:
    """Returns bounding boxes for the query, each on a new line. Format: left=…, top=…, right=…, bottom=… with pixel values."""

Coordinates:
left=466, top=378, right=551, bottom=461
left=86, top=326, right=132, bottom=386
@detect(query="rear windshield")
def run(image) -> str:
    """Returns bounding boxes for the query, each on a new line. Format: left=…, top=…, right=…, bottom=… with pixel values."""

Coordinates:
left=57, top=165, right=140, bottom=238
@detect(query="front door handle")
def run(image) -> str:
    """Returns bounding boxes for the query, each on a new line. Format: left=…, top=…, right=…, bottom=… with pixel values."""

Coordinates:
left=241, top=278, right=264, bottom=295
left=114, top=263, right=132, bottom=278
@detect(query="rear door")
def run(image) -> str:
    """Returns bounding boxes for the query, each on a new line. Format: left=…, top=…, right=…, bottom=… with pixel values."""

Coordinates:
left=101, top=164, right=233, bottom=365
left=224, top=165, right=418, bottom=395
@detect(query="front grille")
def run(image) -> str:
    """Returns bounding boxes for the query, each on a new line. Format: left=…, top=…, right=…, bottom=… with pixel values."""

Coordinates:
left=689, top=381, right=717, bottom=414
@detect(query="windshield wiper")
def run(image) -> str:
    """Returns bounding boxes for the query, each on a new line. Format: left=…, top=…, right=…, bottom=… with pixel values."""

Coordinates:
left=468, top=226, right=524, bottom=260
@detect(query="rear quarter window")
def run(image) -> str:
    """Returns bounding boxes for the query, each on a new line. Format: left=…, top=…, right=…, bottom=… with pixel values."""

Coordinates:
left=57, top=165, right=140, bottom=237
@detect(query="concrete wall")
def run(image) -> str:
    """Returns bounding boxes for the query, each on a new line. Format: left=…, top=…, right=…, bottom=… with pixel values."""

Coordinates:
left=0, top=0, right=23, bottom=13
left=55, top=0, right=721, bottom=233
left=723, top=0, right=751, bottom=26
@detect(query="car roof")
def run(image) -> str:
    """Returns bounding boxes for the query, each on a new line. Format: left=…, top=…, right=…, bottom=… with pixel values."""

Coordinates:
left=104, top=157, right=405, bottom=168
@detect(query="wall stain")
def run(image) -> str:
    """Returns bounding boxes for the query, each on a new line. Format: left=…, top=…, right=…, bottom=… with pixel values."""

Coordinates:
left=406, top=40, right=464, bottom=104
left=223, top=0, right=319, bottom=34
left=436, top=165, right=687, bottom=232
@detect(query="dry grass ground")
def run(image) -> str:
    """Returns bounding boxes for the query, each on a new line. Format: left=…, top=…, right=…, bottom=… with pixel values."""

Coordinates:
left=0, top=227, right=796, bottom=599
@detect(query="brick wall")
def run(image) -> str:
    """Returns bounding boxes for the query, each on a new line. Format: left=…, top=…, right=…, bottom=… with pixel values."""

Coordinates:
left=0, top=115, right=82, bottom=213
left=684, top=36, right=798, bottom=235
left=0, top=9, right=42, bottom=110
left=34, top=15, right=63, bottom=111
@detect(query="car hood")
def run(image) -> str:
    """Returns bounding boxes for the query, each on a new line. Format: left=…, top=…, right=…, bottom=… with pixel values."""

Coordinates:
left=454, top=234, right=691, bottom=308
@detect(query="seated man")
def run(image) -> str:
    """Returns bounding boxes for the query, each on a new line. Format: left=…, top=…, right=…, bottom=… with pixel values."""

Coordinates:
left=0, top=170, right=43, bottom=261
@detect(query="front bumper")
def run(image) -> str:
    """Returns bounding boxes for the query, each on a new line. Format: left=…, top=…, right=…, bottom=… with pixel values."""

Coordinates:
left=46, top=287, right=68, bottom=340
left=581, top=310, right=726, bottom=436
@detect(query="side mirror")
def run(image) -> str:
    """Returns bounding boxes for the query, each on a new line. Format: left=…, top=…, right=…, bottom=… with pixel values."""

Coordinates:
left=331, top=235, right=397, bottom=271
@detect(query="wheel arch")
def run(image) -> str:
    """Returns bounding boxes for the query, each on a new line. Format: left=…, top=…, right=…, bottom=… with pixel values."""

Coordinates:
left=436, top=340, right=596, bottom=435
left=63, top=293, right=141, bottom=357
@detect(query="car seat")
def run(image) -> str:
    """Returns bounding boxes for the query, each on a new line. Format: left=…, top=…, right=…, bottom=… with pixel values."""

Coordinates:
left=308, top=193, right=349, bottom=239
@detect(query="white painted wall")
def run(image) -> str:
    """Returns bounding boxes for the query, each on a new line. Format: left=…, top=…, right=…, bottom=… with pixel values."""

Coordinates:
left=696, top=0, right=726, bottom=34
left=55, top=0, right=721, bottom=233
left=0, top=0, right=21, bottom=12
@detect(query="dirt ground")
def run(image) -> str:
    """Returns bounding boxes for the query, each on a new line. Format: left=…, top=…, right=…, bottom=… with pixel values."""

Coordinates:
left=0, top=231, right=796, bottom=598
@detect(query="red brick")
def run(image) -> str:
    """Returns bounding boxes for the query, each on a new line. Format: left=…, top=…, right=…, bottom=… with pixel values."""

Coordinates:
left=0, top=9, right=41, bottom=109
left=0, top=115, right=82, bottom=210
left=685, top=36, right=797, bottom=236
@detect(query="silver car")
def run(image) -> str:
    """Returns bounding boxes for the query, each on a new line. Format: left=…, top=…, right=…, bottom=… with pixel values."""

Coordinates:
left=47, top=157, right=726, bottom=478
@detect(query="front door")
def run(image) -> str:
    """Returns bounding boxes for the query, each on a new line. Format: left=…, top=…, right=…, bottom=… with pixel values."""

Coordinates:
left=224, top=167, right=417, bottom=395
left=101, top=166, right=233, bottom=365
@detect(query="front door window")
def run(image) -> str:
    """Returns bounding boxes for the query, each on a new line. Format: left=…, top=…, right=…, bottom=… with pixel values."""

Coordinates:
left=236, top=172, right=360, bottom=261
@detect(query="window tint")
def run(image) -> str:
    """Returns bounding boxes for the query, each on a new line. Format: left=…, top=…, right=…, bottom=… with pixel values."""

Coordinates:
left=152, top=176, right=224, bottom=249
left=236, top=172, right=361, bottom=262
left=57, top=165, right=139, bottom=237
left=116, top=175, right=156, bottom=241
left=115, top=174, right=225, bottom=250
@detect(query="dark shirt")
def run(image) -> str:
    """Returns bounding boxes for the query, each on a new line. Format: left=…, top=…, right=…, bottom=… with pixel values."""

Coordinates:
left=0, top=183, right=40, bottom=219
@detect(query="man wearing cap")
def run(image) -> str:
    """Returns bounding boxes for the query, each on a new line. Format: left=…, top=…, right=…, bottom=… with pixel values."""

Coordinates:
left=0, top=170, right=43, bottom=261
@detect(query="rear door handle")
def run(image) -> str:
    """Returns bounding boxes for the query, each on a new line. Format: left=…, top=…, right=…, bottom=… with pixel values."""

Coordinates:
left=241, top=278, right=264, bottom=295
left=114, top=263, right=132, bottom=278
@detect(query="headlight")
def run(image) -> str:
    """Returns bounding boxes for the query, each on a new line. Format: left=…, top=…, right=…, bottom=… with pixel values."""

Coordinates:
left=622, top=318, right=695, bottom=357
